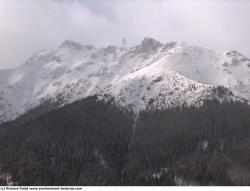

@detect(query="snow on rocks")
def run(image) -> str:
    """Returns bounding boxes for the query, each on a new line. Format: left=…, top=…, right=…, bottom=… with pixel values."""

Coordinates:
left=0, top=38, right=249, bottom=123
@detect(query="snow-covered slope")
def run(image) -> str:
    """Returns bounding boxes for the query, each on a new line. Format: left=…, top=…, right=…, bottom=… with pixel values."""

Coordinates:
left=0, top=37, right=249, bottom=123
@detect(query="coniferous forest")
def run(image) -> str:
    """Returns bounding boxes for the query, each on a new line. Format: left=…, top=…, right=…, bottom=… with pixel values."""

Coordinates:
left=0, top=97, right=250, bottom=185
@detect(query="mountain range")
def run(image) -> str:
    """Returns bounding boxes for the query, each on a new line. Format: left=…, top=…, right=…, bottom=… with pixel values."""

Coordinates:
left=1, top=37, right=250, bottom=123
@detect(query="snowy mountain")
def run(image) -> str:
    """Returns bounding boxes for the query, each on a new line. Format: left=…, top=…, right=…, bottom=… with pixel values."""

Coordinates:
left=0, top=37, right=250, bottom=123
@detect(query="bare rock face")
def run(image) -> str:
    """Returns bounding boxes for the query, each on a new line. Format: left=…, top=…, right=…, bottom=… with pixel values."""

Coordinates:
left=59, top=40, right=84, bottom=50
left=138, top=37, right=163, bottom=52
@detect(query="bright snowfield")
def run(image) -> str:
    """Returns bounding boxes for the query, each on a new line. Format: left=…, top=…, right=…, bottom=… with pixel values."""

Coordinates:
left=0, top=37, right=250, bottom=123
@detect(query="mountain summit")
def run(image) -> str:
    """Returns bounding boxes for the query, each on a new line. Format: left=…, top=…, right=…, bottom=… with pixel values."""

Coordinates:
left=138, top=37, right=163, bottom=52
left=0, top=37, right=249, bottom=123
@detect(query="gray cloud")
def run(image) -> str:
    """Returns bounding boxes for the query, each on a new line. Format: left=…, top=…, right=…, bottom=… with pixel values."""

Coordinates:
left=0, top=0, right=250, bottom=69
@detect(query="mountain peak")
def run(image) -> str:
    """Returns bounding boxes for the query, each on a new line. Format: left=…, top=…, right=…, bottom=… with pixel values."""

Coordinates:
left=139, top=37, right=163, bottom=52
left=59, top=40, right=85, bottom=50
left=141, top=37, right=162, bottom=46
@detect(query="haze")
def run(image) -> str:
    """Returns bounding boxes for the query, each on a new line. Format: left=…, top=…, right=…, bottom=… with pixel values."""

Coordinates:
left=0, top=0, right=250, bottom=69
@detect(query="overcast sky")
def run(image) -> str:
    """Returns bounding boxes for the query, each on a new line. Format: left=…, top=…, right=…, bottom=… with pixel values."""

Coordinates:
left=0, top=0, right=250, bottom=69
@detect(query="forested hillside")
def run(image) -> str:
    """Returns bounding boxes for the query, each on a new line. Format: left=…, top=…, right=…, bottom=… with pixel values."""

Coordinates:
left=127, top=100, right=250, bottom=185
left=0, top=96, right=133, bottom=185
left=0, top=97, right=250, bottom=185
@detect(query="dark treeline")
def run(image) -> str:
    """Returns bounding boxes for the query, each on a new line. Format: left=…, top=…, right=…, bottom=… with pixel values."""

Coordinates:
left=0, top=97, right=250, bottom=185
left=0, top=96, right=134, bottom=185
left=126, top=100, right=250, bottom=185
